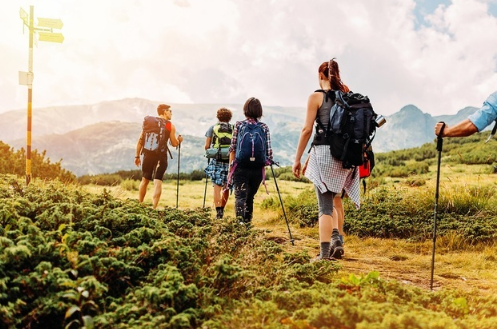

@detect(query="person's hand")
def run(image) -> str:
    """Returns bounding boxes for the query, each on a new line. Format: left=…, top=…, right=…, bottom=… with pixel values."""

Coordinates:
left=134, top=156, right=141, bottom=167
left=178, top=135, right=183, bottom=143
left=435, top=122, right=448, bottom=137
left=302, top=156, right=310, bottom=176
left=292, top=161, right=301, bottom=179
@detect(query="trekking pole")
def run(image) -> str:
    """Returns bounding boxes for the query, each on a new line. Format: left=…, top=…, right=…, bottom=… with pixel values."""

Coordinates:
left=203, top=158, right=210, bottom=208
left=270, top=163, right=294, bottom=246
left=176, top=142, right=181, bottom=209
left=430, top=122, right=446, bottom=291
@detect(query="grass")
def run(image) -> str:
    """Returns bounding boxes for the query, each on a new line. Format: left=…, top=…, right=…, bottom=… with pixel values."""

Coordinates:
left=84, top=162, right=497, bottom=296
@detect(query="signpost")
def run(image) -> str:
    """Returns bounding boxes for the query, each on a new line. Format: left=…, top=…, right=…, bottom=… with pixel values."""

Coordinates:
left=38, top=32, right=65, bottom=43
left=19, top=6, right=64, bottom=185
left=37, top=18, right=64, bottom=30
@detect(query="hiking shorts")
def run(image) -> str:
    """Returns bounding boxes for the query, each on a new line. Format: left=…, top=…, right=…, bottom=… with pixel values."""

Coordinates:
left=142, top=151, right=168, bottom=181
left=314, top=186, right=336, bottom=217
left=205, top=159, right=229, bottom=186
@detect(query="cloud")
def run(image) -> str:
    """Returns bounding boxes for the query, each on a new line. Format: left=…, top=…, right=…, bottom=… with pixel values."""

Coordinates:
left=1, top=0, right=496, bottom=117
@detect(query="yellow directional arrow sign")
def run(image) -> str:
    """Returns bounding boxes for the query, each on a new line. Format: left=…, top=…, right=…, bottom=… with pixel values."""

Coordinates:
left=38, top=32, right=64, bottom=43
left=19, top=7, right=29, bottom=26
left=37, top=17, right=63, bottom=30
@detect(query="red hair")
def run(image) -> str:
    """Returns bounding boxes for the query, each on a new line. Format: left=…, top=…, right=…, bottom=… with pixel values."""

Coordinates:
left=318, top=59, right=349, bottom=92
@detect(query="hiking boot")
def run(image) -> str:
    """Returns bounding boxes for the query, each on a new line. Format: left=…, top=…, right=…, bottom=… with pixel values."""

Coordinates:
left=310, top=255, right=336, bottom=263
left=329, top=239, right=344, bottom=259
left=238, top=220, right=252, bottom=229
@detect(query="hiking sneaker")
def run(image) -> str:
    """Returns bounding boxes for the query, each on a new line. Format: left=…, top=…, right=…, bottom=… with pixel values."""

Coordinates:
left=329, top=239, right=344, bottom=259
left=311, top=255, right=336, bottom=263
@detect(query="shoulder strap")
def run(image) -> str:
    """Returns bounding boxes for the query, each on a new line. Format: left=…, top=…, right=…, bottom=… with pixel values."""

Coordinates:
left=314, top=89, right=336, bottom=103
left=212, top=123, right=220, bottom=147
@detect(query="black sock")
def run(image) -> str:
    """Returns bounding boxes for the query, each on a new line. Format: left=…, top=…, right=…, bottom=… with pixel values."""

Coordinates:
left=216, top=207, right=223, bottom=218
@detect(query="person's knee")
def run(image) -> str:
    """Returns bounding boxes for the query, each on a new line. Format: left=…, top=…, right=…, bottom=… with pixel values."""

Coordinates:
left=319, top=209, right=333, bottom=218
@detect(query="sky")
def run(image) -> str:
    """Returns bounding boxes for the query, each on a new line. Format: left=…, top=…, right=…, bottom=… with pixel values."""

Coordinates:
left=1, top=0, right=497, bottom=117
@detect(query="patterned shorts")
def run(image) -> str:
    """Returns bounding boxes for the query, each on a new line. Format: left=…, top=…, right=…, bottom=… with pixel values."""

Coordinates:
left=205, top=159, right=229, bottom=186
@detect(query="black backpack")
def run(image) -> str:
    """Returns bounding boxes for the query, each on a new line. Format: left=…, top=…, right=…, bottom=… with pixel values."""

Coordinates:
left=142, top=116, right=172, bottom=158
left=314, top=90, right=377, bottom=169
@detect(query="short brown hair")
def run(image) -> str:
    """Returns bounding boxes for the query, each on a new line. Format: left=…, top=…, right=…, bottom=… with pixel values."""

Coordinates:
left=243, top=97, right=263, bottom=119
left=157, top=104, right=171, bottom=116
left=216, top=107, right=232, bottom=122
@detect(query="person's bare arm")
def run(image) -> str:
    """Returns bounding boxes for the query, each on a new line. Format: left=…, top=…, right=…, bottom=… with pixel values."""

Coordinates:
left=435, top=119, right=478, bottom=137
left=302, top=155, right=310, bottom=176
left=204, top=137, right=212, bottom=150
left=134, top=131, right=144, bottom=167
left=169, top=124, right=183, bottom=147
left=292, top=93, right=320, bottom=178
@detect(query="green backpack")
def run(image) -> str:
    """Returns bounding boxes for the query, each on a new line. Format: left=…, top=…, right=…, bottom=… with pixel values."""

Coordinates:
left=206, top=122, right=233, bottom=161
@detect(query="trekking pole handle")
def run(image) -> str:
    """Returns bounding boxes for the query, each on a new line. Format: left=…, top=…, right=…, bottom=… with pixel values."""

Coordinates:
left=436, top=122, right=446, bottom=152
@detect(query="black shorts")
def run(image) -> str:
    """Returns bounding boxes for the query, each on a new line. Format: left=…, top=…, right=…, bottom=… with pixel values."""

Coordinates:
left=141, top=151, right=168, bottom=181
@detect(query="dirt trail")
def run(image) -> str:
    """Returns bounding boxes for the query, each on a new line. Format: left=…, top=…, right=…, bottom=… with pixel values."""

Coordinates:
left=266, top=227, right=497, bottom=295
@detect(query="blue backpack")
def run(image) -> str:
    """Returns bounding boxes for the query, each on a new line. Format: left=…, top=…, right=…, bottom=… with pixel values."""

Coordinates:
left=235, top=121, right=267, bottom=167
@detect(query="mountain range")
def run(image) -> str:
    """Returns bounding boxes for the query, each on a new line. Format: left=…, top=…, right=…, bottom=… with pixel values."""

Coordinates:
left=0, top=98, right=479, bottom=176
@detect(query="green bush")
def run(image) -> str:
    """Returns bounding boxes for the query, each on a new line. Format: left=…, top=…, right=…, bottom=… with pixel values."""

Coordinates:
left=78, top=174, right=123, bottom=186
left=0, top=141, right=76, bottom=183
left=1, top=174, right=496, bottom=328
left=0, top=175, right=339, bottom=328
left=373, top=132, right=496, bottom=178
left=120, top=179, right=139, bottom=191
left=344, top=186, right=497, bottom=243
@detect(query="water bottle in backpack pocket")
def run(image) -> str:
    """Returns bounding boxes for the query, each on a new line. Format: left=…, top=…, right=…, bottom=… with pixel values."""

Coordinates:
left=235, top=121, right=267, bottom=167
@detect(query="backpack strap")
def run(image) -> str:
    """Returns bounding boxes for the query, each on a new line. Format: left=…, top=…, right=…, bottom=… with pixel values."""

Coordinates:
left=164, top=120, right=173, bottom=159
left=226, top=162, right=237, bottom=191
left=211, top=123, right=219, bottom=148
left=314, top=89, right=336, bottom=103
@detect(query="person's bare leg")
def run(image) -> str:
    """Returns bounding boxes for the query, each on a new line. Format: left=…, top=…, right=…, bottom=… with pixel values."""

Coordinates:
left=213, top=185, right=223, bottom=207
left=213, top=184, right=229, bottom=218
left=138, top=178, right=149, bottom=203
left=221, top=188, right=229, bottom=207
left=152, top=179, right=163, bottom=209
left=319, top=214, right=334, bottom=243
left=334, top=195, right=345, bottom=236
left=330, top=196, right=344, bottom=258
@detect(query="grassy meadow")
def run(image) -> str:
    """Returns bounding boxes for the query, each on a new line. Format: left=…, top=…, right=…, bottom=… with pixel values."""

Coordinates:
left=1, top=134, right=496, bottom=328
left=90, top=161, right=497, bottom=294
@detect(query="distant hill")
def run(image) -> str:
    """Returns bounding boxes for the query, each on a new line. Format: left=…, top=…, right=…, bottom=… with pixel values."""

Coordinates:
left=1, top=98, right=480, bottom=176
